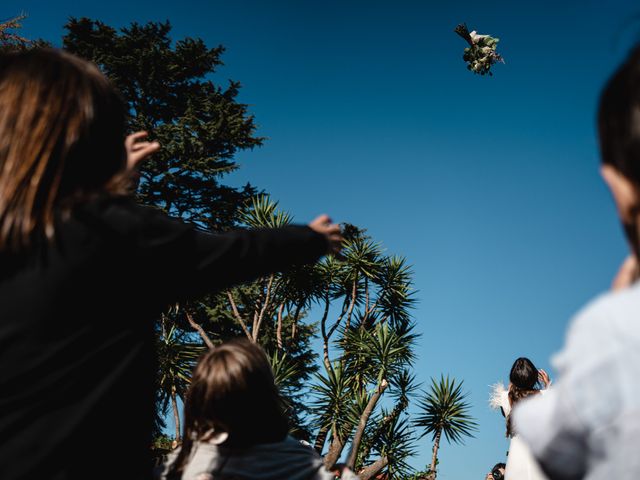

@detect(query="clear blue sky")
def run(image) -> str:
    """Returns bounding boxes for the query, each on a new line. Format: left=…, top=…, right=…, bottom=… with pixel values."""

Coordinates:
left=6, top=1, right=640, bottom=478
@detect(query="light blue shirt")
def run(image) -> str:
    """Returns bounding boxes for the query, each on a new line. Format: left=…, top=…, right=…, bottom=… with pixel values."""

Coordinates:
left=514, top=282, right=640, bottom=480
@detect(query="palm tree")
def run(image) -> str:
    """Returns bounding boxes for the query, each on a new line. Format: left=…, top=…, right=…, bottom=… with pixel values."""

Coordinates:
left=156, top=316, right=205, bottom=442
left=362, top=414, right=416, bottom=480
left=305, top=225, right=420, bottom=478
left=342, top=322, right=417, bottom=470
left=163, top=194, right=425, bottom=476
left=311, top=363, right=355, bottom=462
left=414, top=375, right=477, bottom=479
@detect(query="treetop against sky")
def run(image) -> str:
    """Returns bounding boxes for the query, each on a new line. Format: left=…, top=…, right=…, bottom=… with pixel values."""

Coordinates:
left=3, top=1, right=640, bottom=478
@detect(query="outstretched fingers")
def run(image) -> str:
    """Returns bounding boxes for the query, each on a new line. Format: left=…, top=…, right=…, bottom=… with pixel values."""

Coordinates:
left=308, top=215, right=343, bottom=254
left=125, top=131, right=161, bottom=170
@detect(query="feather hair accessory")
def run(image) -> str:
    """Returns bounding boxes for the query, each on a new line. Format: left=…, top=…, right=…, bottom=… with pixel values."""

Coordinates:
left=489, top=382, right=508, bottom=410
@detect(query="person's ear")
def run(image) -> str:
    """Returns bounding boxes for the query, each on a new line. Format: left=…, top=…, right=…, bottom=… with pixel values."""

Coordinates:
left=601, top=164, right=640, bottom=222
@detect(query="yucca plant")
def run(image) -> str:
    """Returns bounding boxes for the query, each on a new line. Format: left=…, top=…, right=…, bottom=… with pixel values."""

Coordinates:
left=156, top=316, right=206, bottom=441
left=311, top=363, right=356, bottom=458
left=366, top=414, right=417, bottom=480
left=414, top=375, right=477, bottom=479
left=316, top=318, right=418, bottom=474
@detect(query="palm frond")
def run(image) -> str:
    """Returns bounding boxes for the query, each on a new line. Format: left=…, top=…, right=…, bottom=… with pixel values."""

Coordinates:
left=414, top=375, right=477, bottom=445
left=156, top=320, right=206, bottom=402
left=240, top=195, right=292, bottom=229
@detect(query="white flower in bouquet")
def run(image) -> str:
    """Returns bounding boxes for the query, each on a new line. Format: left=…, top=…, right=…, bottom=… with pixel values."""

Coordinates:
left=455, top=23, right=504, bottom=76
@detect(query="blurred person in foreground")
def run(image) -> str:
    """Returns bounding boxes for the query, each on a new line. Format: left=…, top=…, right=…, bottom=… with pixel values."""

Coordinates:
left=513, top=44, right=640, bottom=479
left=0, top=49, right=342, bottom=480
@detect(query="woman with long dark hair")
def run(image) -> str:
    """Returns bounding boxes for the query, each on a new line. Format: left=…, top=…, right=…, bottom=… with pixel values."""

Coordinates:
left=160, top=339, right=357, bottom=480
left=513, top=43, right=640, bottom=480
left=491, top=357, right=550, bottom=480
left=0, top=49, right=342, bottom=480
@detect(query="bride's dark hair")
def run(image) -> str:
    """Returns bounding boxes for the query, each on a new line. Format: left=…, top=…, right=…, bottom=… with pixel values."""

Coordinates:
left=506, top=357, right=541, bottom=437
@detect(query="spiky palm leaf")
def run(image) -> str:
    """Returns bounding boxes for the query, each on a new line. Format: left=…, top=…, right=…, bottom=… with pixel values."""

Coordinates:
left=375, top=414, right=417, bottom=478
left=341, top=323, right=417, bottom=387
left=156, top=318, right=206, bottom=440
left=241, top=194, right=292, bottom=229
left=269, top=349, right=300, bottom=390
left=316, top=255, right=347, bottom=300
left=389, top=369, right=420, bottom=413
left=341, top=235, right=383, bottom=282
left=156, top=322, right=205, bottom=406
left=269, top=349, right=309, bottom=436
left=311, top=363, right=355, bottom=439
left=374, top=256, right=416, bottom=327
left=415, top=375, right=477, bottom=444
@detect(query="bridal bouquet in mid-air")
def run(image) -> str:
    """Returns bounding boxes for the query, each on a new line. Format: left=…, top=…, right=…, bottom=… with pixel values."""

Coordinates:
left=455, top=23, right=504, bottom=76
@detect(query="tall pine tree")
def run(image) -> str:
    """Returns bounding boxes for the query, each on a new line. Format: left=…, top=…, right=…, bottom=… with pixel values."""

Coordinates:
left=63, top=18, right=263, bottom=230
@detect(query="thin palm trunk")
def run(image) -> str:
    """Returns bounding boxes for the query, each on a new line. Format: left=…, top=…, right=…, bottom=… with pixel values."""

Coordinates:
left=276, top=302, right=285, bottom=349
left=290, top=303, right=302, bottom=339
left=253, top=274, right=274, bottom=341
left=226, top=290, right=252, bottom=340
left=344, top=278, right=358, bottom=331
left=430, top=429, right=442, bottom=478
left=346, top=378, right=389, bottom=469
left=171, top=389, right=181, bottom=443
left=338, top=279, right=359, bottom=371
left=313, top=424, right=330, bottom=453
left=323, top=430, right=346, bottom=470
left=358, top=456, right=389, bottom=480
left=359, top=399, right=404, bottom=465
left=185, top=308, right=214, bottom=349
left=319, top=293, right=333, bottom=371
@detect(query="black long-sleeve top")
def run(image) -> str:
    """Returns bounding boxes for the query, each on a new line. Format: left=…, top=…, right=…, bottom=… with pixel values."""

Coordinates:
left=0, top=196, right=328, bottom=480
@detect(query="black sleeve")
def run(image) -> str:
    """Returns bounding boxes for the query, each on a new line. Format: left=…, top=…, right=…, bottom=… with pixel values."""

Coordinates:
left=104, top=199, right=328, bottom=301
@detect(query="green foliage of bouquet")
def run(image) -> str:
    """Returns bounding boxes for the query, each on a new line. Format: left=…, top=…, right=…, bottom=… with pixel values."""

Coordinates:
left=455, top=23, right=504, bottom=76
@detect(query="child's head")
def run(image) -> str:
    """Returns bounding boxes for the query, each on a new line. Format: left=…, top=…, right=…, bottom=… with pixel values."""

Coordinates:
left=183, top=339, right=288, bottom=446
left=599, top=45, right=640, bottom=256
left=0, top=49, right=128, bottom=251
left=171, top=339, right=289, bottom=477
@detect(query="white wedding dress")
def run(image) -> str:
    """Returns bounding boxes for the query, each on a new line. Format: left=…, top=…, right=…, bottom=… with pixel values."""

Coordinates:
left=490, top=384, right=548, bottom=480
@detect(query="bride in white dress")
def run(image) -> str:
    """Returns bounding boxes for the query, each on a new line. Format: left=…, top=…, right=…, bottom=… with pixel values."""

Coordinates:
left=490, top=357, right=550, bottom=480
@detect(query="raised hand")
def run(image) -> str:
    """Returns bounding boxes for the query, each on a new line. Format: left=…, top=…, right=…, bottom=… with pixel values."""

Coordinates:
left=125, top=131, right=160, bottom=170
left=538, top=369, right=551, bottom=389
left=308, top=215, right=343, bottom=254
